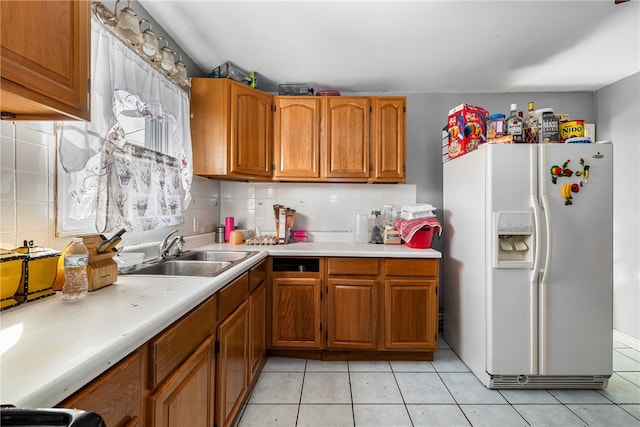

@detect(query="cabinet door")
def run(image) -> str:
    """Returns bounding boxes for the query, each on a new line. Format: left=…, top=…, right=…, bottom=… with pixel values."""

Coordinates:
left=371, top=97, right=406, bottom=182
left=322, top=97, right=370, bottom=180
left=248, top=280, right=267, bottom=382
left=384, top=279, right=438, bottom=350
left=326, top=278, right=378, bottom=349
left=190, top=78, right=231, bottom=176
left=230, top=84, right=272, bottom=177
left=273, top=97, right=321, bottom=180
left=148, top=336, right=215, bottom=427
left=216, top=301, right=249, bottom=427
left=271, top=277, right=322, bottom=349
left=0, top=0, right=89, bottom=120
left=59, top=351, right=141, bottom=427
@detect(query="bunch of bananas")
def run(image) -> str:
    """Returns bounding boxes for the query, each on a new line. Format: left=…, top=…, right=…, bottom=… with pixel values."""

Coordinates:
left=561, top=184, right=573, bottom=200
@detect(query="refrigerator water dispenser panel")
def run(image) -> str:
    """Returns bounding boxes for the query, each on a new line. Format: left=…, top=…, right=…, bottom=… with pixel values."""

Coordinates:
left=494, top=212, right=534, bottom=268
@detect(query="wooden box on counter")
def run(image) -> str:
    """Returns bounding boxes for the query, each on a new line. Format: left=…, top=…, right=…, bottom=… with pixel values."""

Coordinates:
left=82, top=235, right=118, bottom=291
left=54, top=235, right=118, bottom=292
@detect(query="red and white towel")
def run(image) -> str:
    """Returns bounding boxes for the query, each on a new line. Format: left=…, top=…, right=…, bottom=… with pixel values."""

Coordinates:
left=395, top=217, right=442, bottom=243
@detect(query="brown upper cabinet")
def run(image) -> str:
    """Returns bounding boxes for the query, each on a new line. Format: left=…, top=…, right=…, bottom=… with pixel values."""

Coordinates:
left=190, top=78, right=272, bottom=180
left=273, top=95, right=406, bottom=182
left=190, top=82, right=406, bottom=183
left=272, top=97, right=322, bottom=180
left=1, top=0, right=90, bottom=121
left=322, top=97, right=371, bottom=181
left=371, top=97, right=406, bottom=182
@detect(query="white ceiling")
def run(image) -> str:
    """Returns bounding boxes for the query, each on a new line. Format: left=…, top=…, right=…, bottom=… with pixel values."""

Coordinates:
left=138, top=0, right=640, bottom=94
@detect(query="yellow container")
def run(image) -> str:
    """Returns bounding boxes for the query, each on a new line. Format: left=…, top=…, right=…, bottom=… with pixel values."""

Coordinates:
left=559, top=120, right=584, bottom=142
left=13, top=242, right=60, bottom=303
left=0, top=250, right=27, bottom=310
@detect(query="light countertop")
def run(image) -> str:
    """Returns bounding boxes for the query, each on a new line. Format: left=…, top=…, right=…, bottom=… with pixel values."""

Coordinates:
left=0, top=240, right=440, bottom=408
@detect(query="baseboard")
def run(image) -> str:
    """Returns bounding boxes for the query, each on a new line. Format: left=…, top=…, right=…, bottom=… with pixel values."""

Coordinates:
left=614, top=329, right=640, bottom=351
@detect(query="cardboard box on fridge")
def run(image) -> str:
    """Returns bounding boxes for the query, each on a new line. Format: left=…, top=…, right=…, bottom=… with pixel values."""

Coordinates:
left=447, top=104, right=488, bottom=159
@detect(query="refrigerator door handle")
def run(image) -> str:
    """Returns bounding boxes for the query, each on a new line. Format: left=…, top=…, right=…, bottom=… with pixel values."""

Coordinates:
left=539, top=194, right=552, bottom=374
left=530, top=196, right=542, bottom=374
left=531, top=196, right=542, bottom=283
left=540, top=195, right=553, bottom=284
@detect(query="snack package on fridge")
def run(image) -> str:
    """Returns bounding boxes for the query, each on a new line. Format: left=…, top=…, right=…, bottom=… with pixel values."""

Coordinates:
left=447, top=104, right=488, bottom=159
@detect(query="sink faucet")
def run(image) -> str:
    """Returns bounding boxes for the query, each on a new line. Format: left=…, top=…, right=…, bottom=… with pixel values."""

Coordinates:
left=159, top=230, right=185, bottom=259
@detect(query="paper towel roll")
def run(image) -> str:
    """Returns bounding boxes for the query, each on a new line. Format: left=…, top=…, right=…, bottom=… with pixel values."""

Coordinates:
left=354, top=213, right=369, bottom=243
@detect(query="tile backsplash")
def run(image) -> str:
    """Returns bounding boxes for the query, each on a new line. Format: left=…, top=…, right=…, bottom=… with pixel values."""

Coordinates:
left=1, top=120, right=417, bottom=249
left=219, top=181, right=416, bottom=241
left=1, top=121, right=56, bottom=249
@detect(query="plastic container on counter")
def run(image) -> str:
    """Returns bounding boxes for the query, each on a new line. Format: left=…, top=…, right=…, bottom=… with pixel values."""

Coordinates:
left=403, top=226, right=436, bottom=249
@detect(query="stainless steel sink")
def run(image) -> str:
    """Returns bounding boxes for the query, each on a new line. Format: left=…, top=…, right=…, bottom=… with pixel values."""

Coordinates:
left=177, top=250, right=255, bottom=262
left=132, top=260, right=233, bottom=276
left=126, top=250, right=259, bottom=277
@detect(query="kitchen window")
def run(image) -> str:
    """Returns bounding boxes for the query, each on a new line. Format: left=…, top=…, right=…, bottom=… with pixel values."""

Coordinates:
left=56, top=14, right=192, bottom=236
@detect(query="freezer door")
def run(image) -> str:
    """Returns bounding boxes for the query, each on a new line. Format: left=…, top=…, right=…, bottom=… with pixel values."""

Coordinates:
left=538, top=143, right=613, bottom=376
left=486, top=144, right=538, bottom=376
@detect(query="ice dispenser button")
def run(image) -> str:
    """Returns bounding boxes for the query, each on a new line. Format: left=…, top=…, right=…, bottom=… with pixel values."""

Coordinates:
left=494, top=212, right=534, bottom=269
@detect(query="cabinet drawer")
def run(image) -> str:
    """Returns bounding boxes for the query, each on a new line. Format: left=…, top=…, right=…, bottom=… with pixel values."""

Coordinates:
left=384, top=259, right=438, bottom=277
left=149, top=297, right=216, bottom=389
left=218, top=273, right=249, bottom=321
left=59, top=351, right=141, bottom=427
left=327, top=258, right=379, bottom=276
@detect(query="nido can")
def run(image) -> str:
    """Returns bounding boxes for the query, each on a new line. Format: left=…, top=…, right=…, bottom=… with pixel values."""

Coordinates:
left=559, top=120, right=584, bottom=142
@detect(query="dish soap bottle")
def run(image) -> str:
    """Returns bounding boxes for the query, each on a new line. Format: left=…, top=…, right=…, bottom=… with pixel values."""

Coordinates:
left=62, top=237, right=89, bottom=300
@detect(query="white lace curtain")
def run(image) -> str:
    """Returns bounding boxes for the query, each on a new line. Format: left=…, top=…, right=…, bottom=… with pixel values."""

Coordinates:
left=57, top=15, right=192, bottom=235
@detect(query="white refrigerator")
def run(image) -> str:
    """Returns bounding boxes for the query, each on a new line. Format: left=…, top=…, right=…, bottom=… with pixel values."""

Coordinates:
left=443, top=142, right=613, bottom=389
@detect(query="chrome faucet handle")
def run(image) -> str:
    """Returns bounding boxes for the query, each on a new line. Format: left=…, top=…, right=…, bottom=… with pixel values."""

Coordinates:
left=159, top=229, right=179, bottom=258
left=167, top=235, right=185, bottom=257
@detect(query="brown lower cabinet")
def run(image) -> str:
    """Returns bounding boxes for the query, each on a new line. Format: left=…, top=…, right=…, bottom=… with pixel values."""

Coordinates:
left=148, top=336, right=215, bottom=427
left=56, top=256, right=436, bottom=425
left=326, top=257, right=380, bottom=350
left=270, top=256, right=439, bottom=359
left=215, top=263, right=267, bottom=427
left=56, top=260, right=268, bottom=427
left=216, top=299, right=248, bottom=427
left=58, top=350, right=142, bottom=427
left=383, top=258, right=439, bottom=351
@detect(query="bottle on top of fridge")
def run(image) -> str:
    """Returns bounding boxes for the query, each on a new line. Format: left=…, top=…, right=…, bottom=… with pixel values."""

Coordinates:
left=506, top=103, right=524, bottom=143
left=62, top=237, right=89, bottom=299
left=523, top=101, right=538, bottom=144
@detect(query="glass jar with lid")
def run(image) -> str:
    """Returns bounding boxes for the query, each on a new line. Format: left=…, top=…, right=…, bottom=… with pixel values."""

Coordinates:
left=487, top=113, right=506, bottom=140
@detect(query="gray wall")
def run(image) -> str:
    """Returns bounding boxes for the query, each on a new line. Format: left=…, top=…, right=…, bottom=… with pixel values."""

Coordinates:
left=595, top=73, right=640, bottom=342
